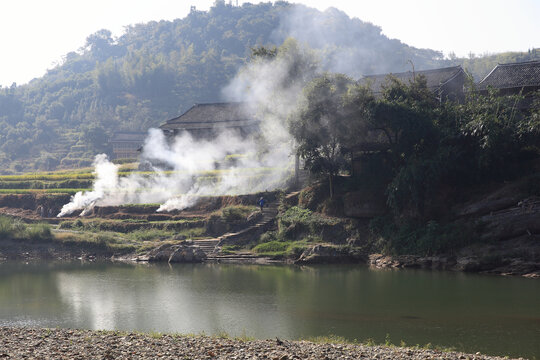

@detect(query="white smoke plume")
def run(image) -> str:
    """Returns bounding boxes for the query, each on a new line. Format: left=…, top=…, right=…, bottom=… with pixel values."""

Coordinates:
left=271, top=4, right=445, bottom=78
left=57, top=43, right=312, bottom=217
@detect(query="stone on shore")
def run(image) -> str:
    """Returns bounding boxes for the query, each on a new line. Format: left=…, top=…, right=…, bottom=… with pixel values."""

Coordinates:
left=0, top=327, right=520, bottom=360
left=146, top=243, right=206, bottom=263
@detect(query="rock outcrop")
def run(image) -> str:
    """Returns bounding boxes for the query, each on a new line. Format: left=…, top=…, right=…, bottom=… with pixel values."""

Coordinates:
left=295, top=244, right=362, bottom=264
left=146, top=243, right=206, bottom=263
left=368, top=234, right=540, bottom=277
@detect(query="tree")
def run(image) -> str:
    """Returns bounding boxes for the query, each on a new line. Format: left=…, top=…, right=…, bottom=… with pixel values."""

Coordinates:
left=85, top=29, right=115, bottom=61
left=290, top=73, right=353, bottom=198
left=81, top=125, right=109, bottom=153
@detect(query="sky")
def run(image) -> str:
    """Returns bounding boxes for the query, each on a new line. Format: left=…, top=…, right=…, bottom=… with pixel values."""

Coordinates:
left=0, top=0, right=538, bottom=87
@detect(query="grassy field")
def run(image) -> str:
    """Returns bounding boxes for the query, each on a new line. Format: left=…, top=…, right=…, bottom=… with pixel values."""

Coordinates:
left=0, top=164, right=285, bottom=191
left=0, top=163, right=293, bottom=259
left=0, top=188, right=88, bottom=194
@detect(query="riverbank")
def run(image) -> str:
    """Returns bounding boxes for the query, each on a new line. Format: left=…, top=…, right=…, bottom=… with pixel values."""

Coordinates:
left=0, top=327, right=523, bottom=360
left=0, top=180, right=538, bottom=278
left=2, top=236, right=539, bottom=278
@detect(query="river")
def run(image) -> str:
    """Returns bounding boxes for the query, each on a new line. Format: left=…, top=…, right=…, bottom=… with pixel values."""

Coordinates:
left=0, top=261, right=538, bottom=358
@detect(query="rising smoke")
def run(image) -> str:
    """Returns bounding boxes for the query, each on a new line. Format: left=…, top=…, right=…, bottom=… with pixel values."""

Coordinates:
left=57, top=43, right=312, bottom=217
left=271, top=4, right=444, bottom=78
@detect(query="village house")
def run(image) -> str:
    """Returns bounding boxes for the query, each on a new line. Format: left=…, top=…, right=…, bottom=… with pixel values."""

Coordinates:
left=110, top=131, right=146, bottom=159
left=159, top=102, right=260, bottom=139
left=361, top=65, right=467, bottom=103
left=477, top=60, right=540, bottom=110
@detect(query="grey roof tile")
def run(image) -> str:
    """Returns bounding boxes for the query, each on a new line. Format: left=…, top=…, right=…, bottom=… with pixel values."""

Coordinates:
left=160, top=102, right=259, bottom=131
left=361, top=66, right=464, bottom=93
left=111, top=132, right=147, bottom=142
left=478, top=60, right=540, bottom=90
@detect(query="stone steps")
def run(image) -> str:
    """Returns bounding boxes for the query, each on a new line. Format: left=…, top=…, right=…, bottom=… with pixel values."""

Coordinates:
left=191, top=238, right=220, bottom=253
left=205, top=252, right=268, bottom=264
left=194, top=200, right=281, bottom=257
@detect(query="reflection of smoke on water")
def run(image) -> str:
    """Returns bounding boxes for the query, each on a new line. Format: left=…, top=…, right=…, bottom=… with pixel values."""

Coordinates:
left=57, top=45, right=309, bottom=217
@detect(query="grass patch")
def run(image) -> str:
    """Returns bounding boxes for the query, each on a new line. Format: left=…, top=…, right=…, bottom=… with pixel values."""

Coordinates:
left=0, top=173, right=94, bottom=181
left=252, top=240, right=309, bottom=257
left=53, top=231, right=136, bottom=253
left=0, top=188, right=89, bottom=194
left=25, top=223, right=53, bottom=242
left=253, top=240, right=289, bottom=253
left=0, top=216, right=53, bottom=243
left=176, top=227, right=206, bottom=239
left=304, top=334, right=352, bottom=344
left=0, top=216, right=25, bottom=239
left=220, top=244, right=241, bottom=254
left=304, top=333, right=455, bottom=352
left=59, top=218, right=205, bottom=233
left=220, top=205, right=258, bottom=222
left=0, top=179, right=92, bottom=189
left=127, top=229, right=174, bottom=242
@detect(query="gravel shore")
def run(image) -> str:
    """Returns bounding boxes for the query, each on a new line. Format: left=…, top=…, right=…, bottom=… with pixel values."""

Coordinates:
left=0, top=327, right=523, bottom=360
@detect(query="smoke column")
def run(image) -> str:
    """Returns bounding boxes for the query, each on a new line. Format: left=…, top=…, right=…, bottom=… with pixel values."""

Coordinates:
left=57, top=43, right=311, bottom=217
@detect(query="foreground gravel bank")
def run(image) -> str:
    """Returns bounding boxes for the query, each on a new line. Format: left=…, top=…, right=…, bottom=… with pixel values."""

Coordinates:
left=0, top=327, right=523, bottom=360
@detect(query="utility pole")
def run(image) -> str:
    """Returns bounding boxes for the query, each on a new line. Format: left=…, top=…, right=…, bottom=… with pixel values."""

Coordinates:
left=407, top=59, right=415, bottom=81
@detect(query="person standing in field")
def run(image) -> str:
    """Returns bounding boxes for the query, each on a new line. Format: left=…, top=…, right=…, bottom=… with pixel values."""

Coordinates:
left=258, top=197, right=266, bottom=212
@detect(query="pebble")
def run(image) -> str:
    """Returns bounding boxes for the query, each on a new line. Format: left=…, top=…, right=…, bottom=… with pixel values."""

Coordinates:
left=0, top=327, right=522, bottom=360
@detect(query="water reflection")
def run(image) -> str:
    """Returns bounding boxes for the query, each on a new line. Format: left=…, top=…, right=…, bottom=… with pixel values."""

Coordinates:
left=0, top=262, right=538, bottom=358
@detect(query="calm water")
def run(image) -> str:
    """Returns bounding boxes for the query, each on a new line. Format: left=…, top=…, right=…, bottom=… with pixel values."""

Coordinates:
left=0, top=262, right=538, bottom=358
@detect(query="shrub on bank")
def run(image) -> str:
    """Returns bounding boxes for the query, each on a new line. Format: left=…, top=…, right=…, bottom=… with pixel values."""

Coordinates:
left=278, top=206, right=340, bottom=241
left=54, top=232, right=136, bottom=253
left=253, top=240, right=290, bottom=255
left=25, top=223, right=52, bottom=242
left=369, top=216, right=476, bottom=256
left=221, top=205, right=257, bottom=222
left=252, top=239, right=310, bottom=257
left=0, top=216, right=52, bottom=243
left=0, top=216, right=22, bottom=239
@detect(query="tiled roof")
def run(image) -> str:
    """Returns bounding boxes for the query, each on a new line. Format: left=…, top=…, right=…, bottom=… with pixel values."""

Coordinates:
left=477, top=60, right=540, bottom=90
left=111, top=132, right=147, bottom=142
left=361, top=66, right=464, bottom=94
left=160, top=103, right=259, bottom=131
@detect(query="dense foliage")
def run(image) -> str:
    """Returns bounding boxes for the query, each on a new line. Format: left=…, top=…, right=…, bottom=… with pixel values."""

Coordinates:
left=3, top=1, right=536, bottom=172
left=292, top=73, right=540, bottom=254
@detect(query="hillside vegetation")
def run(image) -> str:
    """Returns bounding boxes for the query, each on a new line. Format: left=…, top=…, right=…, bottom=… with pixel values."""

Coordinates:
left=2, top=0, right=538, bottom=172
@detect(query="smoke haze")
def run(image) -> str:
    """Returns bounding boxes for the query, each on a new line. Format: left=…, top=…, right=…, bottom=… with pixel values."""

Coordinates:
left=57, top=42, right=312, bottom=217
left=272, top=4, right=444, bottom=78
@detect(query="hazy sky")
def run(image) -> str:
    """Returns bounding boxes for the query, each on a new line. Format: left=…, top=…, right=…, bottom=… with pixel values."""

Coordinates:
left=0, top=0, right=538, bottom=87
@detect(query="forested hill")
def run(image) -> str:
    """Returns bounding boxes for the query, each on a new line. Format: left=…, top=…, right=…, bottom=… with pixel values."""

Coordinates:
left=0, top=1, right=539, bottom=172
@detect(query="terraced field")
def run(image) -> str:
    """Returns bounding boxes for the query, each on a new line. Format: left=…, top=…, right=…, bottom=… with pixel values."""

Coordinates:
left=0, top=163, right=280, bottom=260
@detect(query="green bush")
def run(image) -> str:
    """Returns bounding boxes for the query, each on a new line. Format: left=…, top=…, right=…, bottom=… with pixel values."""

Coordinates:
left=370, top=217, right=475, bottom=256
left=221, top=205, right=256, bottom=222
left=0, top=216, right=52, bottom=243
left=279, top=206, right=313, bottom=227
left=277, top=206, right=337, bottom=241
left=221, top=244, right=241, bottom=254
left=0, top=216, right=18, bottom=239
left=252, top=239, right=309, bottom=257
left=25, top=223, right=53, bottom=242
left=258, top=231, right=278, bottom=243
left=253, top=240, right=290, bottom=254
left=129, top=229, right=173, bottom=242
left=58, top=221, right=73, bottom=229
